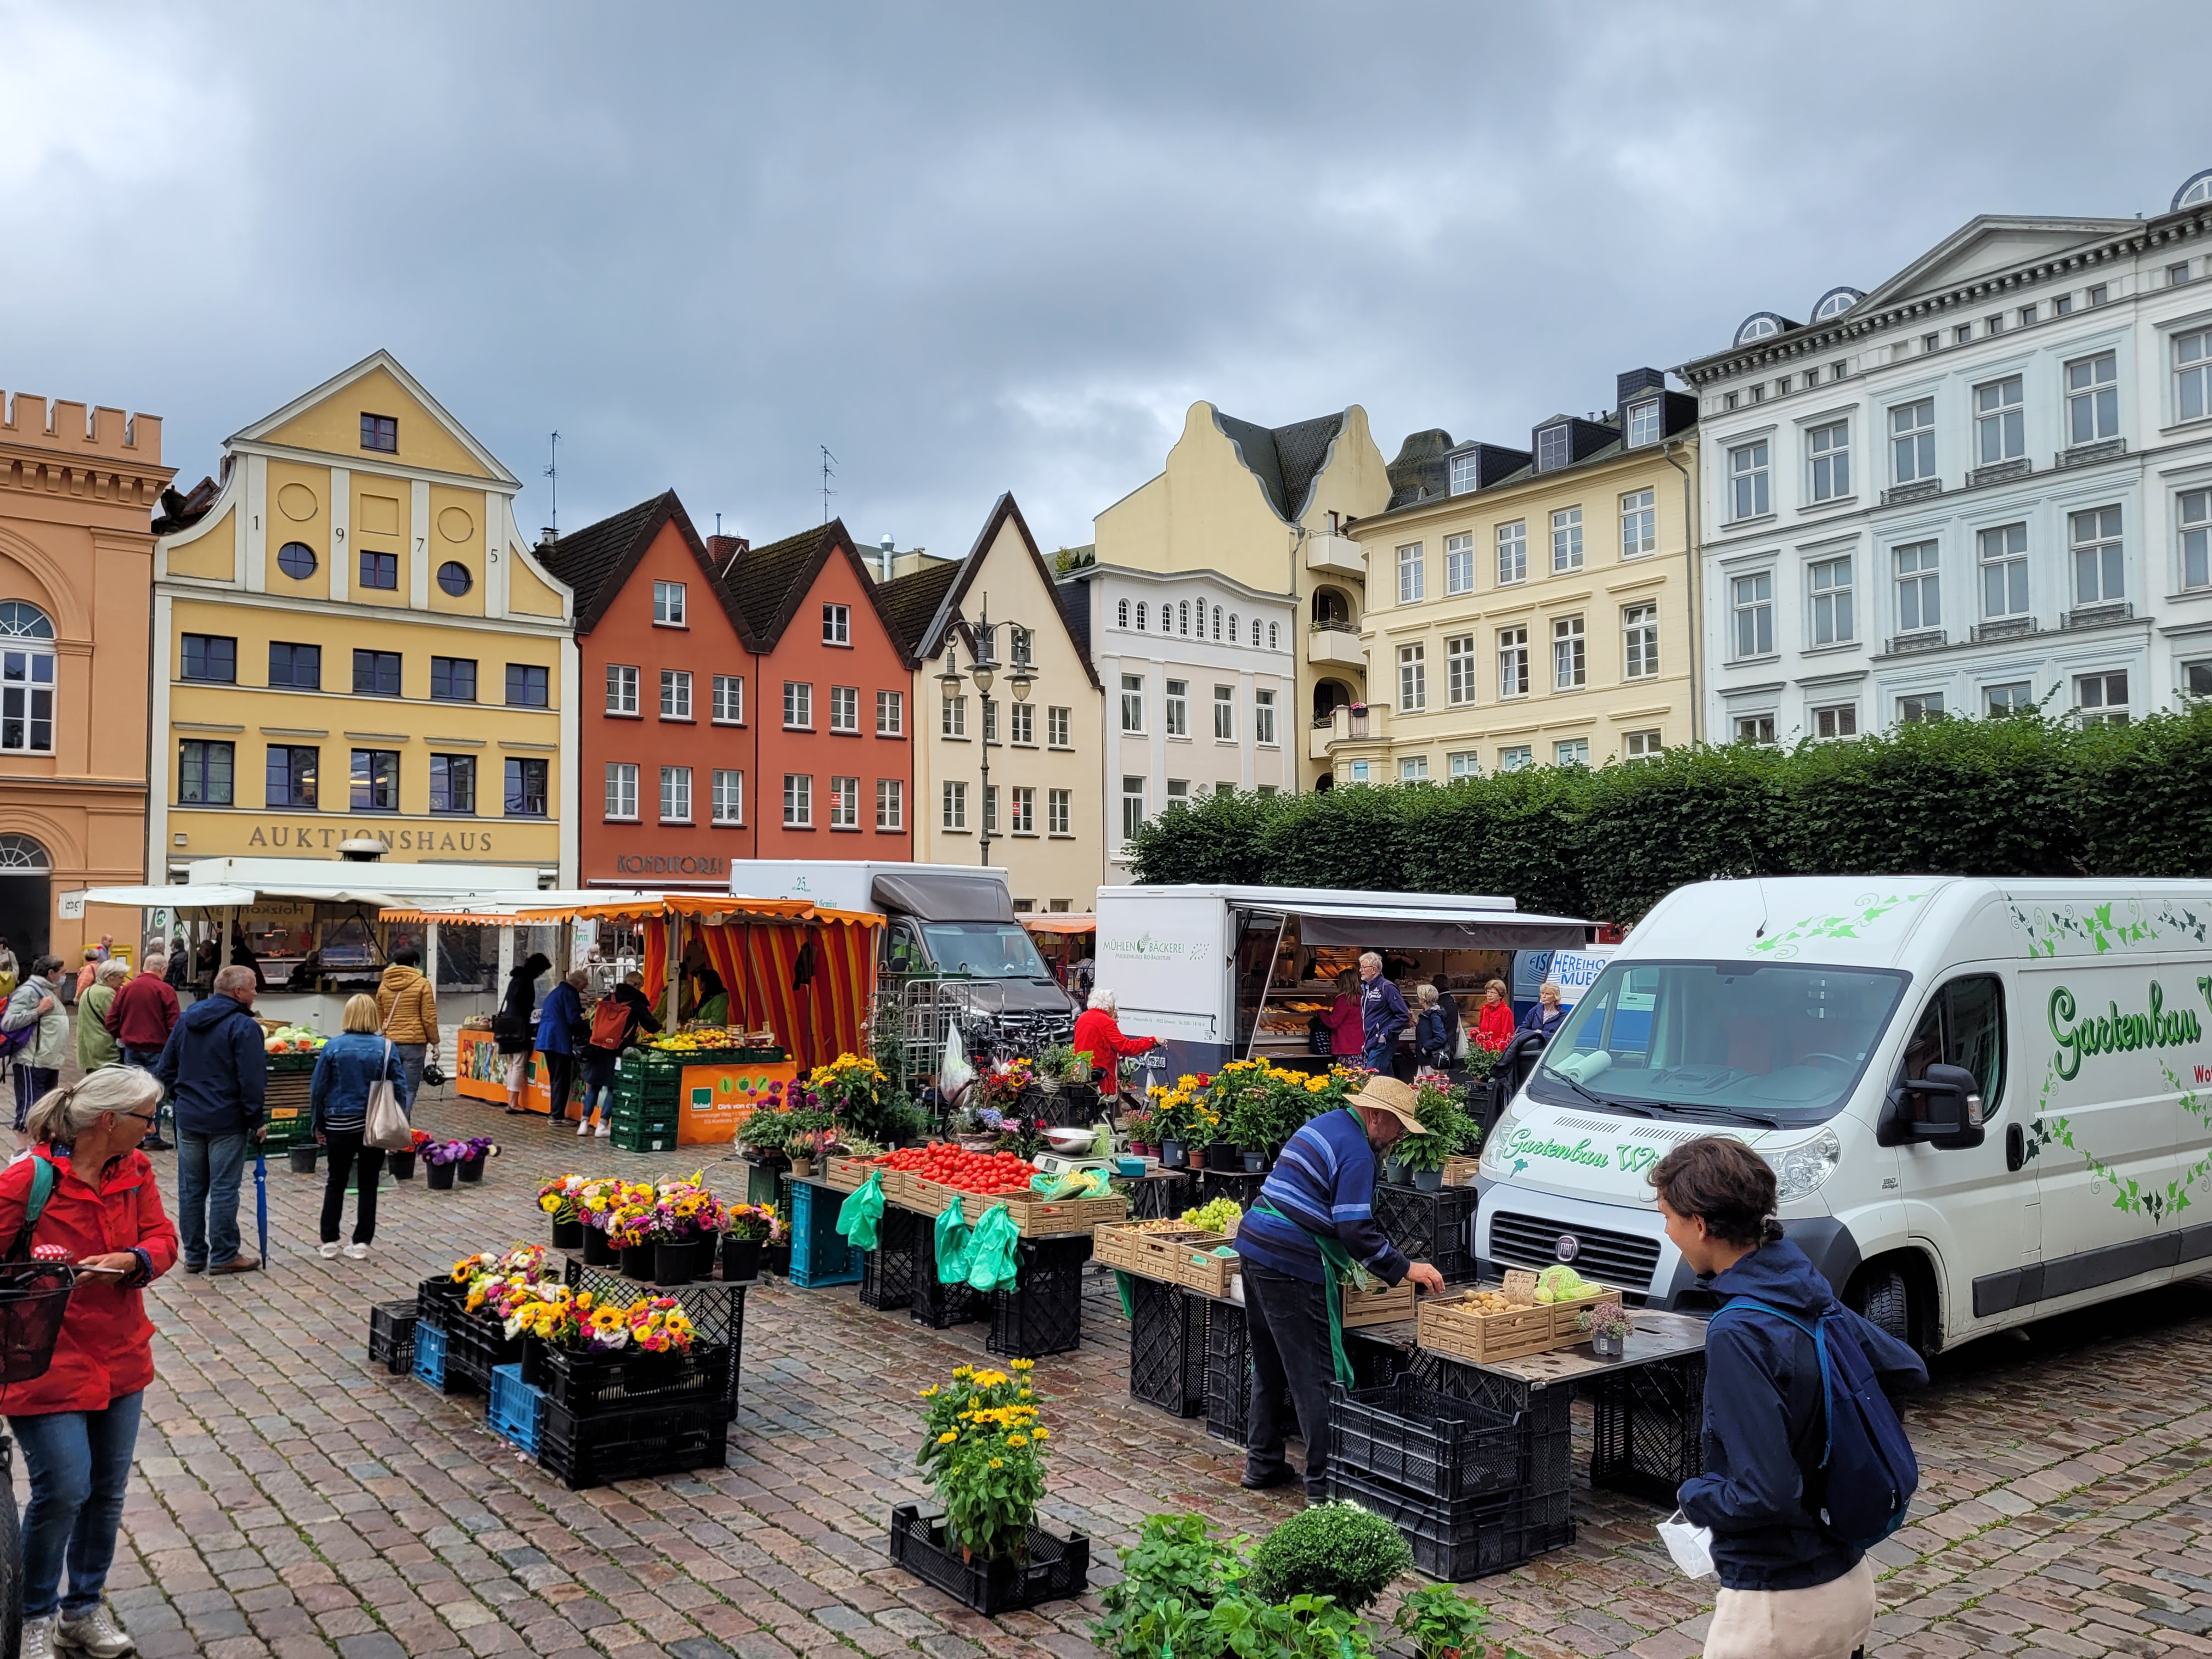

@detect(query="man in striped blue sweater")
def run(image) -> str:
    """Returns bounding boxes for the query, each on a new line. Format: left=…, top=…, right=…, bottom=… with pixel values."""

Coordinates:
left=1235, top=1073, right=1445, bottom=1497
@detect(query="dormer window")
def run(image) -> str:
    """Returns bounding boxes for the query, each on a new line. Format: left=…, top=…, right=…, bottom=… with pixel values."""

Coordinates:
left=1626, top=400, right=1661, bottom=447
left=1449, top=452, right=1480, bottom=495
left=1536, top=424, right=1570, bottom=472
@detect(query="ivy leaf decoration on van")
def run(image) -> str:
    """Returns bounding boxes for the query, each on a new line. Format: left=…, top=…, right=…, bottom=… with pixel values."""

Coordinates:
left=1748, top=892, right=1928, bottom=960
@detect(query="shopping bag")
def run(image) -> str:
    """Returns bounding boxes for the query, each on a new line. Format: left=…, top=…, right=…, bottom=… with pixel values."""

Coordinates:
left=1657, top=1510, right=1715, bottom=1579
left=933, top=1195, right=972, bottom=1284
left=365, top=1040, right=413, bottom=1152
left=963, top=1203, right=1022, bottom=1294
left=836, top=1170, right=885, bottom=1252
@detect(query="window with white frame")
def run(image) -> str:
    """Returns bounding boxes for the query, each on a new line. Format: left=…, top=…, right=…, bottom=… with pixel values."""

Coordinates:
left=942, top=691, right=966, bottom=737
left=1732, top=572, right=1774, bottom=657
left=1400, top=755, right=1429, bottom=781
left=606, top=663, right=639, bottom=715
left=2067, top=351, right=2119, bottom=444
left=1448, top=751, right=1480, bottom=778
left=1010, top=785, right=1035, bottom=834
left=1627, top=400, right=1661, bottom=447
left=876, top=687, right=903, bottom=735
left=1808, top=555, right=1854, bottom=645
left=1623, top=729, right=1662, bottom=759
left=1177, top=601, right=1190, bottom=635
left=653, top=580, right=686, bottom=625
left=1120, top=674, right=1143, bottom=732
left=1623, top=603, right=1658, bottom=678
left=783, top=773, right=812, bottom=826
left=830, top=685, right=859, bottom=732
left=1009, top=701, right=1034, bottom=744
left=1807, top=420, right=1850, bottom=501
left=1446, top=635, right=1476, bottom=704
left=1210, top=607, right=1222, bottom=641
left=2182, top=489, right=2212, bottom=588
left=1894, top=541, right=1940, bottom=633
left=2075, top=671, right=2128, bottom=725
left=1812, top=702, right=1858, bottom=740
left=712, top=673, right=743, bottom=724
left=1898, top=692, right=1945, bottom=724
left=1734, top=713, right=1777, bottom=744
left=1116, top=599, right=1130, bottom=629
left=1048, top=704, right=1070, bottom=747
left=1397, top=544, right=1425, bottom=603
left=2069, top=506, right=2124, bottom=606
left=1267, top=621, right=1279, bottom=650
left=783, top=680, right=812, bottom=728
left=1498, top=746, right=1533, bottom=772
left=942, top=780, right=967, bottom=831
left=1555, top=737, right=1589, bottom=767
left=1890, top=399, right=1936, bottom=483
left=661, top=668, right=692, bottom=719
left=1979, top=523, right=2029, bottom=618
left=1552, top=615, right=1585, bottom=689
left=1621, top=488, right=1656, bottom=557
left=1729, top=440, right=1771, bottom=519
left=822, top=602, right=850, bottom=645
left=660, top=765, right=692, bottom=822
left=1229, top=614, right=1239, bottom=642
left=1212, top=685, right=1234, bottom=740
left=828, top=775, right=859, bottom=828
left=1497, top=521, right=1527, bottom=585
left=876, top=777, right=902, bottom=830
left=1047, top=787, right=1070, bottom=834
left=1550, top=507, right=1583, bottom=573
left=1536, top=425, right=1570, bottom=471
left=1974, top=375, right=2025, bottom=462
left=1345, top=761, right=1369, bottom=783
left=1135, top=601, right=1148, bottom=630
left=1119, top=776, right=1144, bottom=843
left=1399, top=644, right=1426, bottom=710
left=2177, top=329, right=2212, bottom=422
left=1444, top=533, right=1475, bottom=595
left=713, top=769, right=743, bottom=823
left=2187, top=661, right=2212, bottom=698
left=1985, top=681, right=2034, bottom=715
left=605, top=762, right=638, bottom=820
left=1449, top=452, right=1480, bottom=494
left=1165, top=679, right=1188, bottom=737
left=1254, top=690, right=1276, bottom=744
left=982, top=700, right=996, bottom=743
left=1498, top=626, right=1529, bottom=697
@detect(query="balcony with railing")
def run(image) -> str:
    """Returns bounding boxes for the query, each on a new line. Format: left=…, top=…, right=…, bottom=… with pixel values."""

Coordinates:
left=1306, top=618, right=1367, bottom=669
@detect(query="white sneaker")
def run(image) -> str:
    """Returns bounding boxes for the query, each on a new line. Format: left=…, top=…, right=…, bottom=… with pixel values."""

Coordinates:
left=55, top=1604, right=132, bottom=1657
left=21, top=1614, right=57, bottom=1659
left=319, top=1242, right=341, bottom=1259
left=343, top=1243, right=370, bottom=1260
left=577, top=1116, right=592, bottom=1136
left=596, top=1121, right=610, bottom=1137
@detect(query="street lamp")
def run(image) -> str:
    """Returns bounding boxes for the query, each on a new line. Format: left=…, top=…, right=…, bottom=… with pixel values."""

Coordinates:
left=936, top=596, right=1034, bottom=866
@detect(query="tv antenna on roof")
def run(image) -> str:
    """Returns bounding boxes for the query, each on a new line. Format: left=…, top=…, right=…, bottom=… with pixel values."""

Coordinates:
left=544, top=431, right=560, bottom=540
left=820, top=445, right=838, bottom=523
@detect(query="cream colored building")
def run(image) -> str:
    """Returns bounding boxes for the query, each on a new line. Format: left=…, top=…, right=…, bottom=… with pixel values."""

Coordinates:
left=883, top=494, right=1104, bottom=912
left=151, top=352, right=578, bottom=885
left=1092, top=402, right=1391, bottom=788
left=1338, top=370, right=1701, bottom=781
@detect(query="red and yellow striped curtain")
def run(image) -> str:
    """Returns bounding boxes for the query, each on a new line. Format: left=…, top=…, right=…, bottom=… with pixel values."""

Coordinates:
left=642, top=917, right=876, bottom=1074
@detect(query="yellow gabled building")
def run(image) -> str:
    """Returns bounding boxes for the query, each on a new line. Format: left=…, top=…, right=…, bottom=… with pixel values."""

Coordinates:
left=150, top=352, right=577, bottom=885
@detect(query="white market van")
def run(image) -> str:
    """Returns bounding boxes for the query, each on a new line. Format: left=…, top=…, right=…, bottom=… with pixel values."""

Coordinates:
left=1475, top=876, right=2212, bottom=1352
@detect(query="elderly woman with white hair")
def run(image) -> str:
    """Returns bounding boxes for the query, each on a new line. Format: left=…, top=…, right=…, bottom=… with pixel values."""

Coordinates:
left=74, top=957, right=132, bottom=1075
left=1519, top=979, right=1570, bottom=1041
left=1070, top=987, right=1160, bottom=1084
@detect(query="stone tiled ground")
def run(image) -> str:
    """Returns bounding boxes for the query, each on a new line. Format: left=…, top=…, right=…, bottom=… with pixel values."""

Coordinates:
left=7, top=1084, right=2211, bottom=1659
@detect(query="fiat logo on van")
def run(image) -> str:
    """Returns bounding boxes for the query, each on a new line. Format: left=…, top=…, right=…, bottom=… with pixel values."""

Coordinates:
left=1555, top=1234, right=1579, bottom=1263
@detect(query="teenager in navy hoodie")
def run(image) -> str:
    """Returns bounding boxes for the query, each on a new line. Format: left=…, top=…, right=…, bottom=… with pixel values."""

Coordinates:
left=1651, top=1136, right=1926, bottom=1659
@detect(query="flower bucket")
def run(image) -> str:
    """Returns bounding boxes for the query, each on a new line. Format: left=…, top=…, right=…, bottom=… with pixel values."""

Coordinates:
left=1240, top=1149, right=1268, bottom=1173
left=388, top=1152, right=416, bottom=1181
left=288, top=1147, right=319, bottom=1175
left=765, top=1242, right=792, bottom=1277
left=520, top=1339, right=547, bottom=1387
left=1159, top=1139, right=1187, bottom=1169
left=654, top=1242, right=698, bottom=1285
left=619, top=1244, right=656, bottom=1280
left=457, top=1153, right=487, bottom=1185
left=1412, top=1167, right=1444, bottom=1193
left=582, top=1228, right=615, bottom=1266
left=426, top=1161, right=457, bottom=1191
left=551, top=1216, right=584, bottom=1250
left=721, top=1235, right=763, bottom=1282
left=1204, top=1142, right=1239, bottom=1172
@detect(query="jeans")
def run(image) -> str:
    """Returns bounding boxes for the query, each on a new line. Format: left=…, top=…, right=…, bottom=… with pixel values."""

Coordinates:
left=1361, top=1034, right=1397, bottom=1075
left=320, top=1130, right=385, bottom=1244
left=10, top=1390, right=145, bottom=1619
left=1242, top=1260, right=1339, bottom=1499
left=543, top=1051, right=576, bottom=1123
left=580, top=1051, right=618, bottom=1122
left=390, top=1042, right=426, bottom=1111
left=176, top=1130, right=249, bottom=1266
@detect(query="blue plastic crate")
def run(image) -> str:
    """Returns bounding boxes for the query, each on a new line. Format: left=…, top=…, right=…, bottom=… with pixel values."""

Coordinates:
left=413, top=1322, right=451, bottom=1391
left=488, top=1363, right=545, bottom=1455
left=788, top=1179, right=860, bottom=1289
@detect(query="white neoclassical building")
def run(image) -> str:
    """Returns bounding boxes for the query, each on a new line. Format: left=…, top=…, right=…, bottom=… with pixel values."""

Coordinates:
left=1679, top=168, right=2212, bottom=740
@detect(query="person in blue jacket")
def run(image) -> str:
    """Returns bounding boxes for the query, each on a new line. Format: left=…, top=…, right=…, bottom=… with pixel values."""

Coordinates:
left=533, top=968, right=589, bottom=1127
left=310, top=994, right=407, bottom=1260
left=1651, top=1136, right=1926, bottom=1659
left=1356, top=951, right=1408, bottom=1075
left=153, top=964, right=267, bottom=1274
left=1517, top=979, right=1569, bottom=1040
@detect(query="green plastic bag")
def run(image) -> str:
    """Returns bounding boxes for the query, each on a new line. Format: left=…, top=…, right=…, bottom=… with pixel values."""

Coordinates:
left=934, top=1195, right=972, bottom=1284
left=836, top=1170, right=885, bottom=1253
left=963, top=1203, right=1023, bottom=1294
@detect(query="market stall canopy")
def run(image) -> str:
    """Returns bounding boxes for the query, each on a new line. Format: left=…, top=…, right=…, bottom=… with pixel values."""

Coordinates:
left=80, top=882, right=404, bottom=910
left=380, top=892, right=884, bottom=928
left=867, top=871, right=1013, bottom=923
left=1019, top=914, right=1096, bottom=935
left=1288, top=903, right=1588, bottom=951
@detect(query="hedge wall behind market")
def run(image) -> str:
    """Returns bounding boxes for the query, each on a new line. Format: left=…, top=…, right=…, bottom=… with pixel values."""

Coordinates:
left=1125, top=704, right=2212, bottom=926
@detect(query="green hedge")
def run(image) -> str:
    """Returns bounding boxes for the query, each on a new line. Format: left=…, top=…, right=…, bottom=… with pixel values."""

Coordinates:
left=1128, top=706, right=2212, bottom=925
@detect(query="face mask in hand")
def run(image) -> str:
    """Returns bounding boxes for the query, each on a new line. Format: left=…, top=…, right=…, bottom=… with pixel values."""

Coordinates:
left=1657, top=1509, right=1715, bottom=1579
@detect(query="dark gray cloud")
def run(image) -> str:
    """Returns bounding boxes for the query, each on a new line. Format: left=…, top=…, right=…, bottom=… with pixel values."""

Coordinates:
left=5, top=2, right=2203, bottom=556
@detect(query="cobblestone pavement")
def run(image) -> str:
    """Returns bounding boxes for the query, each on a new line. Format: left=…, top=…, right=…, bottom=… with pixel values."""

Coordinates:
left=6, top=1085, right=2210, bottom=1659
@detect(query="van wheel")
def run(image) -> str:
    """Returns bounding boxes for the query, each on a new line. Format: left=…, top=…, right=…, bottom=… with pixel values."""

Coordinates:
left=1847, top=1262, right=1912, bottom=1347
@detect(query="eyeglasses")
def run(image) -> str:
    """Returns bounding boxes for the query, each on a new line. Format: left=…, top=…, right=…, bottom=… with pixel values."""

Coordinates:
left=120, top=1111, right=161, bottom=1127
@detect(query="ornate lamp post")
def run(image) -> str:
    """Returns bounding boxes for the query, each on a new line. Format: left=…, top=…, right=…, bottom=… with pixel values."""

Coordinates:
left=934, top=597, right=1034, bottom=866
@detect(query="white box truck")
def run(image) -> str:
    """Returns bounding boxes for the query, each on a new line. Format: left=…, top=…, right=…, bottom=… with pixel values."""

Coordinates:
left=1475, top=874, right=2212, bottom=1354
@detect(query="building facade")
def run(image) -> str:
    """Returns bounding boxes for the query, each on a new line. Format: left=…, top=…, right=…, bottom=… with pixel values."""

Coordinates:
left=1092, top=402, right=1391, bottom=789
left=1680, top=178, right=2212, bottom=740
left=1058, top=562, right=1295, bottom=877
left=1338, top=371, right=1700, bottom=781
left=885, top=494, right=1103, bottom=912
left=150, top=352, right=576, bottom=885
left=0, top=388, right=174, bottom=962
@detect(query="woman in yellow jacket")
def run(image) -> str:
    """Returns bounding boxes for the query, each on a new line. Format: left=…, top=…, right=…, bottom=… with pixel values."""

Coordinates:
left=373, top=945, right=438, bottom=1110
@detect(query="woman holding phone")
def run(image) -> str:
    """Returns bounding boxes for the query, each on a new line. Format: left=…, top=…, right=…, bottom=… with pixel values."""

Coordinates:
left=0, top=1067, right=179, bottom=1659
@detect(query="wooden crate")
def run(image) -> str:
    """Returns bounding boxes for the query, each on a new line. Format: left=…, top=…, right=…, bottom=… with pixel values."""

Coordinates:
left=1441, top=1155, right=1481, bottom=1187
left=1338, top=1277, right=1417, bottom=1329
left=958, top=1188, right=1128, bottom=1237
left=1177, top=1244, right=1240, bottom=1299
left=824, top=1156, right=872, bottom=1192
left=1090, top=1221, right=1150, bottom=1273
left=1135, top=1228, right=1216, bottom=1281
left=1414, top=1282, right=1621, bottom=1364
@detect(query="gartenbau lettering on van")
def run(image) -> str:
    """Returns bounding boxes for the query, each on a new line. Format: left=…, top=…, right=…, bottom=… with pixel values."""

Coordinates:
left=1499, top=1127, right=1611, bottom=1169
left=2048, top=981, right=2203, bottom=1081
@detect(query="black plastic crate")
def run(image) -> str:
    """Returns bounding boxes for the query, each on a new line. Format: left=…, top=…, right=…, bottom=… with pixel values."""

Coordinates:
left=1323, top=1464, right=1543, bottom=1582
left=1128, top=1277, right=1205, bottom=1418
left=988, top=1235, right=1091, bottom=1358
left=887, top=1505, right=1090, bottom=1615
left=909, top=1223, right=978, bottom=1329
left=1374, top=1184, right=1480, bottom=1283
left=538, top=1398, right=729, bottom=1489
left=1592, top=1353, right=1705, bottom=1505
left=859, top=1207, right=919, bottom=1311
left=443, top=1316, right=526, bottom=1389
left=1407, top=1351, right=1576, bottom=1530
left=1327, top=1379, right=1527, bottom=1504
left=1201, top=1299, right=1290, bottom=1446
left=534, top=1342, right=730, bottom=1417
left=368, top=1299, right=418, bottom=1375
left=415, top=1276, right=466, bottom=1334
left=560, top=1262, right=746, bottom=1421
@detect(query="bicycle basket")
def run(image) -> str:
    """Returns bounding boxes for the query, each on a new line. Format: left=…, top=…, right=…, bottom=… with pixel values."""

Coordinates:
left=0, top=1262, right=75, bottom=1384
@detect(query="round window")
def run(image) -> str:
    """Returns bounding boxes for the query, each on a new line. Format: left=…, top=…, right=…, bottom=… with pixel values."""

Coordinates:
left=437, top=561, right=473, bottom=596
left=276, top=541, right=318, bottom=580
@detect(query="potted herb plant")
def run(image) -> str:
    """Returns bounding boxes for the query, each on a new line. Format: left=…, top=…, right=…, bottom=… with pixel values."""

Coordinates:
left=539, top=1175, right=587, bottom=1249
left=736, top=1105, right=792, bottom=1170
left=1578, top=1300, right=1633, bottom=1358
left=1392, top=1583, right=1499, bottom=1659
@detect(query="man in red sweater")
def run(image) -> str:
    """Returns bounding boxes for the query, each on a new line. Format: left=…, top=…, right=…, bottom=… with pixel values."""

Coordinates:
left=110, top=953, right=182, bottom=1149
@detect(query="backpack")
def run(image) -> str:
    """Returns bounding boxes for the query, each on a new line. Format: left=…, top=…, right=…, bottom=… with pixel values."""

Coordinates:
left=5, top=1155, right=58, bottom=1262
left=1708, top=1296, right=1919, bottom=1550
left=0, top=989, right=42, bottom=1062
left=588, top=997, right=631, bottom=1052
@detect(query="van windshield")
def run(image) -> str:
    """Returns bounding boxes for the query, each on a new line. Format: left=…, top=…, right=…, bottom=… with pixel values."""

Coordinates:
left=1528, top=959, right=1910, bottom=1126
left=919, top=922, right=1054, bottom=981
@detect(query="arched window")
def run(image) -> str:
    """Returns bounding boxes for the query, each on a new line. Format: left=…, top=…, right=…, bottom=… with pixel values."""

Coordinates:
left=0, top=833, right=49, bottom=870
left=0, top=601, right=57, bottom=754
left=1136, top=601, right=1147, bottom=631
left=1178, top=601, right=1190, bottom=635
left=1117, top=599, right=1129, bottom=629
left=1229, top=613, right=1239, bottom=643
left=1268, top=622, right=1279, bottom=650
left=1211, top=606, right=1222, bottom=640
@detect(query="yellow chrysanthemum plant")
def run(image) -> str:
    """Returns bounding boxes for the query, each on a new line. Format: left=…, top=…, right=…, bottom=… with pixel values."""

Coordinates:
left=915, top=1359, right=1051, bottom=1560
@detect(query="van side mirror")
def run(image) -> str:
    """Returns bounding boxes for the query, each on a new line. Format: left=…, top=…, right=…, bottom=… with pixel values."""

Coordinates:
left=1907, top=1062, right=1985, bottom=1149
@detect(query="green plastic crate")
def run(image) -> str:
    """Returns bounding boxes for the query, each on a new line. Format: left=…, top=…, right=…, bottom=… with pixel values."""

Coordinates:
left=611, top=1125, right=678, bottom=1153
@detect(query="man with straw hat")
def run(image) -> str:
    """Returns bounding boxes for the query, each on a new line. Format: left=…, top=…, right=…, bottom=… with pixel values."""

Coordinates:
left=1233, top=1073, right=1446, bottom=1498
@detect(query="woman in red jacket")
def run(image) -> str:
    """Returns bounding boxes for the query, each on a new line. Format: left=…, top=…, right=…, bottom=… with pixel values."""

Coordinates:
left=1071, top=988, right=1160, bottom=1084
left=1, top=1066, right=179, bottom=1659
left=1474, top=978, right=1516, bottom=1052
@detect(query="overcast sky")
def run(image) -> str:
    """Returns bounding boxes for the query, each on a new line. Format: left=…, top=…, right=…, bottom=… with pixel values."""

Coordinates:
left=5, top=2, right=2204, bottom=560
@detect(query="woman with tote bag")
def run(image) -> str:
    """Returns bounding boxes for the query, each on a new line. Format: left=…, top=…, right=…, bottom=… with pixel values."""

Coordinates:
left=308, top=995, right=405, bottom=1261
